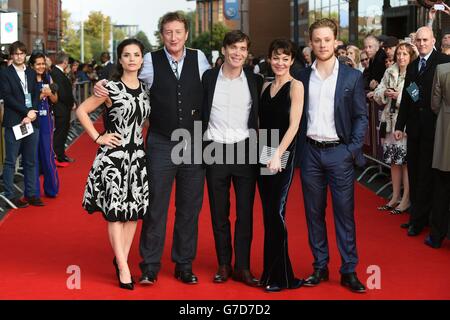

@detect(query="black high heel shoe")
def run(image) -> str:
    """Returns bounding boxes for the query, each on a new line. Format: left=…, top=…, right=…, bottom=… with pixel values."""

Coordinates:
left=114, top=257, right=135, bottom=284
left=113, top=257, right=134, bottom=290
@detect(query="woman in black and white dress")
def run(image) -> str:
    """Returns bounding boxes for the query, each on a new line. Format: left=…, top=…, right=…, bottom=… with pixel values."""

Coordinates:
left=76, top=39, right=150, bottom=290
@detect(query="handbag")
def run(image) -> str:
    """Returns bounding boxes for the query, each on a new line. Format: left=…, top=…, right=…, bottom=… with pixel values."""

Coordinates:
left=259, top=146, right=290, bottom=169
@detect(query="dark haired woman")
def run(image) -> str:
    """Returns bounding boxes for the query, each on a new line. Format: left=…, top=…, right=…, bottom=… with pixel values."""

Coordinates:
left=28, top=52, right=60, bottom=199
left=258, top=39, right=304, bottom=292
left=76, top=39, right=150, bottom=290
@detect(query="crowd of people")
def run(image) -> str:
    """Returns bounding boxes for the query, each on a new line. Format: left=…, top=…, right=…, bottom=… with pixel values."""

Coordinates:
left=0, top=41, right=117, bottom=209
left=1, top=7, right=449, bottom=295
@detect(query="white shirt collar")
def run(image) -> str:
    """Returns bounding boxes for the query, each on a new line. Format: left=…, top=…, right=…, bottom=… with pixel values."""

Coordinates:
left=13, top=64, right=26, bottom=73
left=420, top=50, right=433, bottom=61
left=311, top=57, right=339, bottom=78
left=164, top=46, right=186, bottom=63
left=218, top=65, right=246, bottom=81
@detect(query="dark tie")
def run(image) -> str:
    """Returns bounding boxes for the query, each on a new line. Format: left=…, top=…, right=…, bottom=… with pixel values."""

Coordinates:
left=419, top=58, right=426, bottom=72
left=171, top=60, right=179, bottom=79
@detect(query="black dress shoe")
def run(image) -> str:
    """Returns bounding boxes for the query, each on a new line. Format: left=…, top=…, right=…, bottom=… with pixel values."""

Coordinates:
left=213, top=265, right=233, bottom=283
left=289, top=278, right=305, bottom=289
left=304, top=268, right=329, bottom=287
left=424, top=234, right=443, bottom=249
left=11, top=198, right=29, bottom=209
left=62, top=155, right=75, bottom=163
left=407, top=225, right=424, bottom=237
left=27, top=197, right=45, bottom=207
left=264, top=284, right=282, bottom=292
left=174, top=270, right=198, bottom=284
left=232, top=269, right=261, bottom=287
left=400, top=222, right=410, bottom=229
left=140, top=270, right=158, bottom=285
left=340, top=272, right=366, bottom=293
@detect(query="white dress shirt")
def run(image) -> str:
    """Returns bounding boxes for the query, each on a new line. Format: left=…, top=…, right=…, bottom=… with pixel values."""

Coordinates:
left=139, top=47, right=210, bottom=88
left=206, top=67, right=252, bottom=144
left=307, top=58, right=340, bottom=142
left=13, top=64, right=28, bottom=94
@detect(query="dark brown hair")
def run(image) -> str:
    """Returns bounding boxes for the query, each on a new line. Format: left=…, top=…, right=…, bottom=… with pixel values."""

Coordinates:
left=268, top=38, right=295, bottom=58
left=309, top=18, right=338, bottom=40
left=223, top=30, right=251, bottom=49
left=9, top=41, right=27, bottom=56
left=112, top=38, right=145, bottom=81
left=159, top=11, right=189, bottom=34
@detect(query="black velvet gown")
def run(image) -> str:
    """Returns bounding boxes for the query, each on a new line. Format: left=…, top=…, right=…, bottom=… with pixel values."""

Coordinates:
left=258, top=81, right=300, bottom=289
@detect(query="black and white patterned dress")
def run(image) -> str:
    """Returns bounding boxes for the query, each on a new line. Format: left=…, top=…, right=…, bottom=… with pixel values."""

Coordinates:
left=82, top=81, right=151, bottom=222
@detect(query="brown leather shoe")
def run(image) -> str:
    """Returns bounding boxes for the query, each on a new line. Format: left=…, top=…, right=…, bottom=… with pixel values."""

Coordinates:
left=232, top=269, right=261, bottom=287
left=213, top=265, right=233, bottom=283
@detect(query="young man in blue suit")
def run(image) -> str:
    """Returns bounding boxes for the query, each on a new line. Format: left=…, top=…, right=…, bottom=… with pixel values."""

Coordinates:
left=0, top=41, right=43, bottom=208
left=293, top=19, right=368, bottom=293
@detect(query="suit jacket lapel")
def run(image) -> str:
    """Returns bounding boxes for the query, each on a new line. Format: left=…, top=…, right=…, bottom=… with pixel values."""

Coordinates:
left=245, top=69, right=258, bottom=104
left=420, top=49, right=437, bottom=76
left=302, top=67, right=312, bottom=116
left=9, top=65, right=24, bottom=91
left=206, top=68, right=220, bottom=124
left=334, top=63, right=345, bottom=113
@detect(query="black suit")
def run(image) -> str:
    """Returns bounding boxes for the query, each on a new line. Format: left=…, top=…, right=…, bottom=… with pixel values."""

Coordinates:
left=395, top=50, right=450, bottom=229
left=0, top=65, right=40, bottom=200
left=366, top=48, right=387, bottom=88
left=50, top=66, right=75, bottom=160
left=98, top=61, right=114, bottom=81
left=0, top=65, right=39, bottom=128
left=202, top=67, right=262, bottom=270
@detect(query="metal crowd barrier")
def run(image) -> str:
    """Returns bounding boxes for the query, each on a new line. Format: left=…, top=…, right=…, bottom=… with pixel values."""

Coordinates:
left=74, top=81, right=93, bottom=106
left=0, top=81, right=95, bottom=212
left=357, top=100, right=392, bottom=196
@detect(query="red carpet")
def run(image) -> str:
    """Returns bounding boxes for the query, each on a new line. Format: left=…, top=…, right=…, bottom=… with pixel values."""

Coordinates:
left=0, top=121, right=449, bottom=300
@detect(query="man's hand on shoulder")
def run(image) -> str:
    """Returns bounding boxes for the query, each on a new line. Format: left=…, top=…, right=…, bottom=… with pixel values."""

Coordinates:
left=94, top=79, right=109, bottom=98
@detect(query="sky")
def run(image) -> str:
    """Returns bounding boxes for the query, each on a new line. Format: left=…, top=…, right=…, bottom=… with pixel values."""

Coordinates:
left=62, top=0, right=197, bottom=44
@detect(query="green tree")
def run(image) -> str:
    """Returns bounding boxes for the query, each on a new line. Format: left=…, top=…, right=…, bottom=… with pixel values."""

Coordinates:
left=61, top=10, right=92, bottom=62
left=84, top=11, right=112, bottom=61
left=191, top=22, right=230, bottom=57
left=135, top=31, right=152, bottom=53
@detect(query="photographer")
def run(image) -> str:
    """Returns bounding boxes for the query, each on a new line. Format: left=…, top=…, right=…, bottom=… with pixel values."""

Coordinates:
left=28, top=52, right=60, bottom=199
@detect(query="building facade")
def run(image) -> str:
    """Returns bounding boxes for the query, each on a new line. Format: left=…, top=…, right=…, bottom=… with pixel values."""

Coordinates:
left=295, top=0, right=449, bottom=47
left=189, top=0, right=291, bottom=57
left=1, top=0, right=61, bottom=55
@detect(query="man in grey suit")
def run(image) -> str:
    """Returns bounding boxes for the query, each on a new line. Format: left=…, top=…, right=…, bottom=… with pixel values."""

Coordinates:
left=426, top=62, right=450, bottom=248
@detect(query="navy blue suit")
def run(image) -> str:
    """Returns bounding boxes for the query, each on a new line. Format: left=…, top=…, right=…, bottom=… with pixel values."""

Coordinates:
left=294, top=62, right=368, bottom=274
left=0, top=65, right=40, bottom=200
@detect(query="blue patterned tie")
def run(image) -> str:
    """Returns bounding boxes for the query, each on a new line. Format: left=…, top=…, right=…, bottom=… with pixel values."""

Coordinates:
left=171, top=60, right=179, bottom=79
left=419, top=58, right=426, bottom=72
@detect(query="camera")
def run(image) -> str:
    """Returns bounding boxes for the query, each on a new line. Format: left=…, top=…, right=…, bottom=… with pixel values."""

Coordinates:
left=434, top=3, right=445, bottom=11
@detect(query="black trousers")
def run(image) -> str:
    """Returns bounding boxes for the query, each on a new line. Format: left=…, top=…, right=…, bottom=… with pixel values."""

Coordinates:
left=430, top=169, right=450, bottom=240
left=205, top=140, right=257, bottom=270
left=139, top=132, right=205, bottom=274
left=406, top=136, right=435, bottom=228
left=53, top=109, right=71, bottom=159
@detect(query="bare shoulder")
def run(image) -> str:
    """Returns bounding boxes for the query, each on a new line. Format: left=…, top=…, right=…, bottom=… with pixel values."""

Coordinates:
left=290, top=79, right=304, bottom=93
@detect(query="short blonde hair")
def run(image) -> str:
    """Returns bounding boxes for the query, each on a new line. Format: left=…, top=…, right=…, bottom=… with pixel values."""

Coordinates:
left=309, top=19, right=338, bottom=40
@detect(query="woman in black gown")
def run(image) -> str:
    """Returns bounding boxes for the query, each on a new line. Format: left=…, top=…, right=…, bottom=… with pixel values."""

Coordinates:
left=258, top=39, right=304, bottom=292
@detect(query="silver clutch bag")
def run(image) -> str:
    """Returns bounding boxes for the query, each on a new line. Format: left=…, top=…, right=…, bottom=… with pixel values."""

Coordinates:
left=259, top=146, right=290, bottom=169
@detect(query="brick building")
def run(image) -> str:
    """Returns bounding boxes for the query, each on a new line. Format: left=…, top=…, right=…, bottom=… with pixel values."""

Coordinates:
left=1, top=0, right=61, bottom=56
left=189, top=0, right=291, bottom=57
